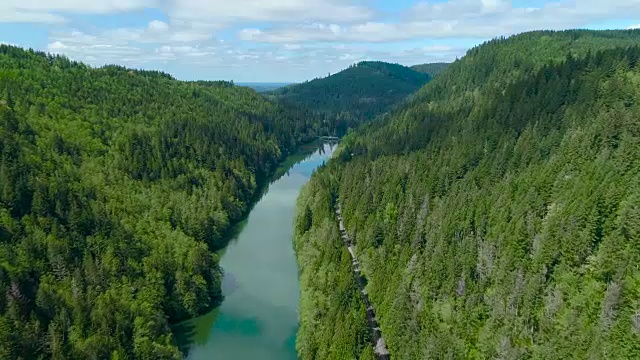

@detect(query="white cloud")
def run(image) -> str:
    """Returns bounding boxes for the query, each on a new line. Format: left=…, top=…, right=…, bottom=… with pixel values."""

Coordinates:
left=45, top=19, right=221, bottom=68
left=50, top=21, right=216, bottom=49
left=5, top=0, right=639, bottom=82
left=47, top=41, right=68, bottom=50
left=239, top=28, right=262, bottom=40
left=168, top=0, right=372, bottom=24
left=46, top=28, right=463, bottom=81
left=339, top=53, right=358, bottom=61
left=156, top=45, right=212, bottom=57
left=47, top=41, right=145, bottom=64
left=13, top=0, right=156, bottom=13
left=240, top=0, right=640, bottom=43
left=0, top=0, right=156, bottom=23
left=411, top=0, right=511, bottom=21
left=1, top=0, right=373, bottom=25
left=628, top=24, right=640, bottom=29
left=313, top=43, right=466, bottom=65
left=0, top=9, right=65, bottom=23
left=148, top=20, right=170, bottom=32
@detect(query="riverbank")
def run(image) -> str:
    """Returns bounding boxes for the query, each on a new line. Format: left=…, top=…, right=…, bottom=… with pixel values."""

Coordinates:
left=174, top=143, right=337, bottom=359
left=293, top=163, right=376, bottom=360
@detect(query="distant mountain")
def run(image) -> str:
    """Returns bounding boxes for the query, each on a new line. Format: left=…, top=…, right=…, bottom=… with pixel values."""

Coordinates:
left=268, top=61, right=430, bottom=136
left=237, top=82, right=291, bottom=92
left=410, top=62, right=450, bottom=77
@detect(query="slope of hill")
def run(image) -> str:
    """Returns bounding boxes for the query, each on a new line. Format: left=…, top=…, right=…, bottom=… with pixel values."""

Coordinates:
left=237, top=82, right=291, bottom=92
left=0, top=45, right=319, bottom=359
left=353, top=29, right=640, bottom=157
left=295, top=29, right=640, bottom=359
left=268, top=61, right=430, bottom=135
left=410, top=62, right=450, bottom=77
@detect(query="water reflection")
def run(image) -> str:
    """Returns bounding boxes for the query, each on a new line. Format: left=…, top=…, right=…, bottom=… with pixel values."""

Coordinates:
left=174, top=142, right=336, bottom=360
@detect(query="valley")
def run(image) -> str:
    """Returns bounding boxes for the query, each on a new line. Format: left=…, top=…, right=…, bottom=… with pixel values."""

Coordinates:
left=175, top=143, right=336, bottom=360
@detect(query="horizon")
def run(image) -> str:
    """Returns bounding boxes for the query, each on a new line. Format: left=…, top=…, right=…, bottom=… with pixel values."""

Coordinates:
left=0, top=41, right=443, bottom=83
left=1, top=0, right=639, bottom=82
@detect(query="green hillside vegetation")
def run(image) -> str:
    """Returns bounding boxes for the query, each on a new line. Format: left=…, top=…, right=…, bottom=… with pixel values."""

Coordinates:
left=295, top=29, right=640, bottom=359
left=410, top=62, right=450, bottom=78
left=294, top=175, right=374, bottom=360
left=268, top=61, right=430, bottom=136
left=238, top=82, right=292, bottom=93
left=0, top=45, right=319, bottom=359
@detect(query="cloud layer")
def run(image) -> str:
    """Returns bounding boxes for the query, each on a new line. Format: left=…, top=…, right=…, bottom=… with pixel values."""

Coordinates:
left=2, top=0, right=639, bottom=81
left=168, top=0, right=372, bottom=23
left=242, top=0, right=640, bottom=43
left=0, top=0, right=155, bottom=23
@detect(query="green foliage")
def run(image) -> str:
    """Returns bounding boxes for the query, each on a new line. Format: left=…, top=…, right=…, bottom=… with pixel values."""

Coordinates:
left=268, top=61, right=430, bottom=136
left=0, top=45, right=319, bottom=359
left=297, top=29, right=640, bottom=359
left=294, top=171, right=372, bottom=360
left=410, top=62, right=450, bottom=78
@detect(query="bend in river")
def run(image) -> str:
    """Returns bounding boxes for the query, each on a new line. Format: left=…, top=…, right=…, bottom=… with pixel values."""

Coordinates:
left=174, top=142, right=336, bottom=360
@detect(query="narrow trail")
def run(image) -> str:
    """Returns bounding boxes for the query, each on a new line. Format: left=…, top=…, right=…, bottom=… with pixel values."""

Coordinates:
left=335, top=203, right=391, bottom=360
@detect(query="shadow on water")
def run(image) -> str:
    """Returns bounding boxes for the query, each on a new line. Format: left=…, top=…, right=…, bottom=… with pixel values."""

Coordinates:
left=174, top=297, right=299, bottom=358
left=269, top=141, right=329, bottom=182
left=212, top=140, right=326, bottom=253
left=173, top=309, right=221, bottom=356
left=284, top=326, right=298, bottom=359
left=172, top=139, right=336, bottom=357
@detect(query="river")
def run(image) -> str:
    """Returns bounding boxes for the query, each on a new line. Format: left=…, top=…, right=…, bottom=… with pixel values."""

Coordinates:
left=174, top=142, right=336, bottom=360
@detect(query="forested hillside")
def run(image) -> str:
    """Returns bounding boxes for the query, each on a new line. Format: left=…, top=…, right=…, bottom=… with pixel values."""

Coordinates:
left=268, top=61, right=429, bottom=136
left=238, top=82, right=291, bottom=93
left=294, top=176, right=374, bottom=360
left=0, top=45, right=319, bottom=359
left=410, top=62, right=450, bottom=78
left=295, top=29, right=640, bottom=359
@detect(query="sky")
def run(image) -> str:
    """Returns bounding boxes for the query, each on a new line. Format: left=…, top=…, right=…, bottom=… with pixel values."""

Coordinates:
left=0, top=0, right=639, bottom=82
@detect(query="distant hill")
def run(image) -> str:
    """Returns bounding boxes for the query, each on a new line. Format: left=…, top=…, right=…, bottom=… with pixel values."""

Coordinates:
left=410, top=62, right=450, bottom=77
left=238, top=82, right=291, bottom=92
left=268, top=61, right=430, bottom=135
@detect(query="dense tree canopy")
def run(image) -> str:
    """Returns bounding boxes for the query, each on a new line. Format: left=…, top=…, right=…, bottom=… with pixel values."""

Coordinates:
left=294, top=174, right=374, bottom=360
left=296, top=29, right=640, bottom=359
left=0, top=45, right=320, bottom=359
left=409, top=62, right=450, bottom=78
left=268, top=61, right=430, bottom=136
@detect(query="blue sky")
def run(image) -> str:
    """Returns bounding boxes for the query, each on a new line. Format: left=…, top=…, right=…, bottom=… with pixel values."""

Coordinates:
left=1, top=0, right=638, bottom=82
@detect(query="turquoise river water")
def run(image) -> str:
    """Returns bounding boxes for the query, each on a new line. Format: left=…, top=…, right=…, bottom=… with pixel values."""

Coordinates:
left=175, top=143, right=336, bottom=360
